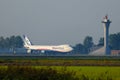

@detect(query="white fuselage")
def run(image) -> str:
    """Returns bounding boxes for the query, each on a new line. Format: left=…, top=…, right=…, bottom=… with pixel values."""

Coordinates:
left=24, top=45, right=73, bottom=52
left=23, top=35, right=73, bottom=53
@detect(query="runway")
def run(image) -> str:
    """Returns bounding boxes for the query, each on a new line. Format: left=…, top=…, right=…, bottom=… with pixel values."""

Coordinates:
left=0, top=54, right=120, bottom=60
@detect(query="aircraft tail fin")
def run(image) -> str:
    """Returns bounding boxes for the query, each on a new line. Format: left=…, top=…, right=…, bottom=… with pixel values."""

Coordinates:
left=23, top=35, right=32, bottom=46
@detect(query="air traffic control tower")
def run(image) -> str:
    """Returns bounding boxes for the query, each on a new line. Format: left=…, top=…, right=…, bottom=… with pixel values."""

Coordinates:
left=90, top=15, right=111, bottom=55
left=102, top=15, right=111, bottom=55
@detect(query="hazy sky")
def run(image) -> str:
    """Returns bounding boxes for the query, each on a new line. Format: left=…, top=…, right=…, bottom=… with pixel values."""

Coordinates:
left=0, top=0, right=120, bottom=45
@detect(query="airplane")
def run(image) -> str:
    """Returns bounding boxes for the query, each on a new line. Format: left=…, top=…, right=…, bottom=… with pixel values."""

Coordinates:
left=23, top=35, right=73, bottom=53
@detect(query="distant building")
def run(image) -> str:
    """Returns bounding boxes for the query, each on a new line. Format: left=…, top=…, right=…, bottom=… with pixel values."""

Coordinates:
left=111, top=50, right=120, bottom=56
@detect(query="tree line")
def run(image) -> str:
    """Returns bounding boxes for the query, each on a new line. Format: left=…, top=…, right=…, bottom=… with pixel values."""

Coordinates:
left=0, top=36, right=23, bottom=48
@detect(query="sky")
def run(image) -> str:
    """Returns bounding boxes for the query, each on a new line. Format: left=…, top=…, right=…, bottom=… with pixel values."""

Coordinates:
left=0, top=0, right=120, bottom=46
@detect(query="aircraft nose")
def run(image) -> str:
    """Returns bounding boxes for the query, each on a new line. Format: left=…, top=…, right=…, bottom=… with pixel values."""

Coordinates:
left=69, top=47, right=73, bottom=51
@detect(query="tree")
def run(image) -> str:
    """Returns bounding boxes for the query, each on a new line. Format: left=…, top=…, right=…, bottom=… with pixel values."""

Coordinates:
left=9, top=36, right=23, bottom=48
left=9, top=36, right=16, bottom=48
left=109, top=32, right=120, bottom=50
left=83, top=36, right=94, bottom=53
left=15, top=36, right=23, bottom=48
left=0, top=36, right=23, bottom=48
left=0, top=37, right=5, bottom=48
left=98, top=32, right=120, bottom=50
left=73, top=43, right=87, bottom=54
left=98, top=37, right=104, bottom=46
left=118, top=32, right=120, bottom=49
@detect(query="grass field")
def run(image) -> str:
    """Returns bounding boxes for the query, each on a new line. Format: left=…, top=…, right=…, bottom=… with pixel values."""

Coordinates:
left=34, top=66, right=120, bottom=80
left=67, top=66, right=120, bottom=80
left=0, top=56, right=120, bottom=80
left=0, top=66, right=120, bottom=80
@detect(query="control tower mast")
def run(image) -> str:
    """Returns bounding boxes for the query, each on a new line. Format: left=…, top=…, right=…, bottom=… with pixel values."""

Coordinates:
left=102, top=15, right=111, bottom=55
